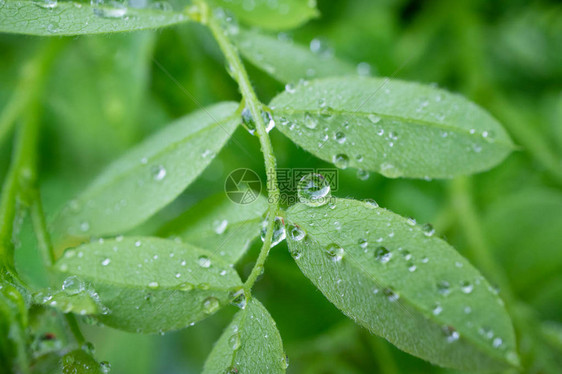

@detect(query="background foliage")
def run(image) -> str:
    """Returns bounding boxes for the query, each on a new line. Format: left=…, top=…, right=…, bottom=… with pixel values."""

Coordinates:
left=1, top=0, right=562, bottom=373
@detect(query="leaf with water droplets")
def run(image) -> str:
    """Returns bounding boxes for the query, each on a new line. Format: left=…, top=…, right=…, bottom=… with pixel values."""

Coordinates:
left=271, top=77, right=514, bottom=178
left=51, top=102, right=240, bottom=248
left=36, top=289, right=102, bottom=316
left=203, top=298, right=286, bottom=373
left=0, top=0, right=190, bottom=36
left=158, top=193, right=267, bottom=264
left=285, top=198, right=519, bottom=371
left=54, top=237, right=242, bottom=333
left=61, top=349, right=105, bottom=374
left=233, top=28, right=356, bottom=84
left=211, top=0, right=318, bottom=31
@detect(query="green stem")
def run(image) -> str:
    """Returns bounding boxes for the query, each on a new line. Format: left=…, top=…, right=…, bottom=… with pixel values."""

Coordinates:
left=0, top=40, right=61, bottom=270
left=206, top=8, right=280, bottom=292
left=65, top=313, right=86, bottom=345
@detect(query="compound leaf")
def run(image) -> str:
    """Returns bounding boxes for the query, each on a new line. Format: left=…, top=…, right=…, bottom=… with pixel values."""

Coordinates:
left=211, top=0, right=317, bottom=31
left=271, top=77, right=514, bottom=179
left=54, top=237, right=242, bottom=333
left=203, top=298, right=286, bottom=373
left=285, top=198, right=518, bottom=371
left=159, top=193, right=267, bottom=264
left=51, top=102, right=240, bottom=247
left=234, top=28, right=356, bottom=84
left=0, top=0, right=189, bottom=36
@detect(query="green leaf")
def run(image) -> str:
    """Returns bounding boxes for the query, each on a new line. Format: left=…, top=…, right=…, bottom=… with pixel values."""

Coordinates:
left=211, top=0, right=318, bottom=31
left=285, top=198, right=518, bottom=371
left=62, top=349, right=105, bottom=374
left=203, top=298, right=286, bottom=373
left=0, top=1, right=189, bottom=36
left=159, top=193, right=267, bottom=264
left=270, top=77, right=514, bottom=179
left=51, top=102, right=240, bottom=246
left=234, top=28, right=356, bottom=84
left=54, top=237, right=242, bottom=333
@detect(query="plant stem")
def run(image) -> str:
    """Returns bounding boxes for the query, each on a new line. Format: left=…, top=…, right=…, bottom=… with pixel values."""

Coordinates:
left=206, top=9, right=280, bottom=292
left=449, top=177, right=514, bottom=303
left=0, top=40, right=61, bottom=270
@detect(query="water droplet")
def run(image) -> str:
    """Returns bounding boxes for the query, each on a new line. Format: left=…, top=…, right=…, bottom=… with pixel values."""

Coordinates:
left=356, top=62, right=371, bottom=76
left=309, top=38, right=332, bottom=58
left=260, top=216, right=286, bottom=247
left=285, top=83, right=296, bottom=93
left=151, top=165, right=167, bottom=181
left=80, top=221, right=90, bottom=232
left=422, top=223, right=435, bottom=237
left=82, top=341, right=95, bottom=354
left=101, top=258, right=111, bottom=266
left=461, top=281, right=473, bottom=294
left=150, top=1, right=172, bottom=11
left=229, top=333, right=241, bottom=350
left=325, top=243, right=344, bottom=262
left=358, top=238, right=368, bottom=249
left=364, top=199, right=378, bottom=208
left=433, top=304, right=443, bottom=315
left=262, top=111, right=275, bottom=133
left=368, top=114, right=381, bottom=124
left=357, top=169, right=369, bottom=180
left=100, top=361, right=111, bottom=373
left=91, top=0, right=127, bottom=18
left=62, top=276, right=85, bottom=295
left=229, top=287, right=247, bottom=309
left=148, top=281, right=159, bottom=289
left=374, top=246, right=392, bottom=263
left=443, top=326, right=460, bottom=342
left=297, top=173, right=331, bottom=207
left=437, top=281, right=450, bottom=296
left=334, top=131, right=346, bottom=144
left=135, top=240, right=142, bottom=247
left=383, top=288, right=399, bottom=302
left=213, top=219, right=228, bottom=234
left=332, top=153, right=350, bottom=169
left=178, top=282, right=193, bottom=291
left=303, top=112, right=318, bottom=129
left=34, top=0, right=57, bottom=9
left=202, top=297, right=220, bottom=314
left=288, top=225, right=306, bottom=242
left=241, top=107, right=256, bottom=135
left=408, top=263, right=417, bottom=272
left=198, top=256, right=211, bottom=268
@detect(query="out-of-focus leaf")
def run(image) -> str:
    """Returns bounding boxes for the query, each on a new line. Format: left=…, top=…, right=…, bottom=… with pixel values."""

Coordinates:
left=484, top=188, right=562, bottom=293
left=234, top=28, right=356, bottom=84
left=159, top=193, right=267, bottom=264
left=270, top=77, right=514, bottom=179
left=54, top=237, right=242, bottom=333
left=211, top=0, right=318, bottom=31
left=285, top=198, right=518, bottom=371
left=62, top=349, right=104, bottom=374
left=0, top=1, right=189, bottom=36
left=48, top=32, right=155, bottom=170
left=0, top=281, right=29, bottom=374
left=51, top=102, right=240, bottom=247
left=202, top=298, right=286, bottom=373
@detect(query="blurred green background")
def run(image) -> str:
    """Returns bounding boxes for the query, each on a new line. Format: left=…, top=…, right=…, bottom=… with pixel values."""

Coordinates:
left=1, top=0, right=562, bottom=372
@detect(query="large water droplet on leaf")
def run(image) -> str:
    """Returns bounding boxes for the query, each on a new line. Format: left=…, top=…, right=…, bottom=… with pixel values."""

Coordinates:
left=297, top=173, right=331, bottom=207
